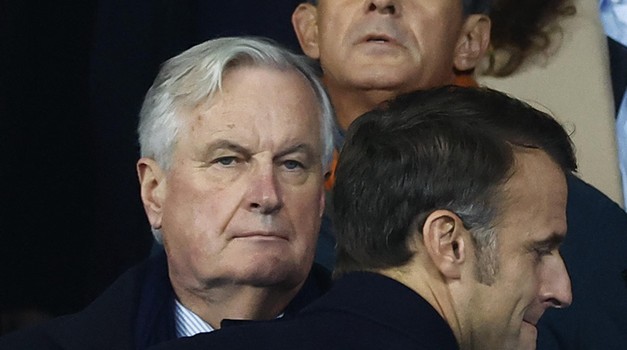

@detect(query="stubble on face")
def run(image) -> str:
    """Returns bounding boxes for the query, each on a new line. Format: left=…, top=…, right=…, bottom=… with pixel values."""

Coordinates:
left=458, top=150, right=569, bottom=350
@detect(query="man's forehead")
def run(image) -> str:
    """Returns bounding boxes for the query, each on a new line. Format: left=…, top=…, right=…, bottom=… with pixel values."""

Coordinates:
left=189, top=67, right=323, bottom=135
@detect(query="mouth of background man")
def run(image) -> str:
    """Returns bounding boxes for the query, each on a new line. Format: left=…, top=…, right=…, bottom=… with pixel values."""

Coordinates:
left=354, top=34, right=405, bottom=57
left=361, top=34, right=397, bottom=45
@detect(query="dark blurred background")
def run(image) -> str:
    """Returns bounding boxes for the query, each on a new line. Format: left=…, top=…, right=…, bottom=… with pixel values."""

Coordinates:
left=0, top=0, right=303, bottom=334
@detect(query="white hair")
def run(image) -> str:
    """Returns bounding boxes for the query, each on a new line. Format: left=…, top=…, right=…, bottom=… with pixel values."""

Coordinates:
left=137, top=36, right=337, bottom=242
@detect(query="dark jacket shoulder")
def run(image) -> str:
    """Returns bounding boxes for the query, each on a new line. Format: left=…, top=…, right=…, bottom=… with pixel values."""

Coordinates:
left=0, top=253, right=172, bottom=350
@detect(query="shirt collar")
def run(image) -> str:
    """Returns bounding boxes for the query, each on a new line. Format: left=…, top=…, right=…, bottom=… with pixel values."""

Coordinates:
left=174, top=298, right=215, bottom=338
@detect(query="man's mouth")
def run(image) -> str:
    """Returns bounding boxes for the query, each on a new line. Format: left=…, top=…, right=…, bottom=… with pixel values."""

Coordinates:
left=363, top=34, right=396, bottom=44
left=519, top=320, right=539, bottom=350
left=233, top=231, right=288, bottom=241
left=367, top=37, right=389, bottom=43
left=522, top=319, right=538, bottom=334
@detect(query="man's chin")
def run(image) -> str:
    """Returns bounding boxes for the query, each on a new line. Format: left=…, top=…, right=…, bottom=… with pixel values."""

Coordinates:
left=351, top=72, right=413, bottom=91
left=235, top=260, right=307, bottom=289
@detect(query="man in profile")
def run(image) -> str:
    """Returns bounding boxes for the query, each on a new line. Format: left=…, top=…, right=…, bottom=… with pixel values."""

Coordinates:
left=150, top=86, right=574, bottom=350
left=0, top=37, right=335, bottom=349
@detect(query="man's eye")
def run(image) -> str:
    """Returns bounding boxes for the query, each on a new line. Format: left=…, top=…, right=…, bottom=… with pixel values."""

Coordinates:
left=283, top=160, right=304, bottom=170
left=533, top=247, right=553, bottom=261
left=213, top=157, right=238, bottom=166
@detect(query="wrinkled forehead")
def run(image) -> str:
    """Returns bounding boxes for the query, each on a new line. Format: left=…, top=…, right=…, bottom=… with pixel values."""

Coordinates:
left=308, top=0, right=489, bottom=14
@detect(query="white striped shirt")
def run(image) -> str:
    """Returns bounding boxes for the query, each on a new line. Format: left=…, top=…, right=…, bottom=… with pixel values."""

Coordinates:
left=173, top=299, right=285, bottom=338
left=174, top=298, right=215, bottom=338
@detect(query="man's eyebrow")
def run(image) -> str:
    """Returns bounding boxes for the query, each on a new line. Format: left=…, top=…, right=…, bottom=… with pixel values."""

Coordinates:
left=200, top=140, right=251, bottom=158
left=274, top=143, right=317, bottom=160
left=535, top=232, right=566, bottom=249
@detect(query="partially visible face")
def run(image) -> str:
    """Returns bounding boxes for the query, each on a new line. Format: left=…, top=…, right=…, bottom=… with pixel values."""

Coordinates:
left=308, top=0, right=466, bottom=92
left=460, top=150, right=572, bottom=350
left=159, top=66, right=325, bottom=294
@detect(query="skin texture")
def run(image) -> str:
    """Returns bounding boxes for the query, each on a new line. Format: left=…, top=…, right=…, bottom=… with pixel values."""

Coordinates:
left=137, top=66, right=326, bottom=328
left=293, top=0, right=490, bottom=128
left=452, top=150, right=572, bottom=349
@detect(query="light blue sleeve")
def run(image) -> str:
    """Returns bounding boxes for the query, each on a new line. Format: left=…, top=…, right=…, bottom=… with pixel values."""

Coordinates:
left=600, top=0, right=627, bottom=46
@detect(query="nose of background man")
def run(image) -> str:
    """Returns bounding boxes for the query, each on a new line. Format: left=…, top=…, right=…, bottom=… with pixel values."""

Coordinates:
left=368, top=0, right=398, bottom=15
left=245, top=162, right=283, bottom=215
left=539, top=254, right=573, bottom=310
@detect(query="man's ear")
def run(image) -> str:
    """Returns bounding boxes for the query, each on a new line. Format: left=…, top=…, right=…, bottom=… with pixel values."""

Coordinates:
left=421, top=210, right=468, bottom=280
left=137, top=158, right=167, bottom=230
left=453, top=14, right=491, bottom=72
left=292, top=3, right=320, bottom=59
left=318, top=185, right=326, bottom=219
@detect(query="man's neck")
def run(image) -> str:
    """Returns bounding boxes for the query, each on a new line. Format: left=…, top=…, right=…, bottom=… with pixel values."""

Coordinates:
left=324, top=73, right=468, bottom=131
left=172, top=282, right=300, bottom=330
left=323, top=80, right=402, bottom=131
left=377, top=263, right=464, bottom=346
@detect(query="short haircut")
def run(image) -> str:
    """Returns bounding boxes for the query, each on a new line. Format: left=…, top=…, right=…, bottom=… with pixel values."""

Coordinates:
left=333, top=86, right=576, bottom=277
left=306, top=0, right=491, bottom=14
left=138, top=36, right=336, bottom=172
left=138, top=37, right=337, bottom=243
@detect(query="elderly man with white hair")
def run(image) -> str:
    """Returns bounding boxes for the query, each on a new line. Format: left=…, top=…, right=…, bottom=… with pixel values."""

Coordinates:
left=0, top=36, right=336, bottom=350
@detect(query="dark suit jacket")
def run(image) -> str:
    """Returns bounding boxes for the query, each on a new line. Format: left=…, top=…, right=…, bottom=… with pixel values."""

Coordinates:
left=151, top=272, right=459, bottom=350
left=313, top=175, right=627, bottom=350
left=0, top=252, right=331, bottom=350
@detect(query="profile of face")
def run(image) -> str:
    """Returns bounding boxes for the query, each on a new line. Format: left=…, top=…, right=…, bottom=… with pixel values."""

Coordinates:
left=459, top=150, right=572, bottom=350
left=139, top=66, right=326, bottom=295
left=292, top=0, right=490, bottom=92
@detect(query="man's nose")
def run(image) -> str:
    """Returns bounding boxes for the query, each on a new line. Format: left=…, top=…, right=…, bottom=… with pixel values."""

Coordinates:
left=367, top=0, right=398, bottom=15
left=246, top=164, right=283, bottom=214
left=539, top=254, right=573, bottom=309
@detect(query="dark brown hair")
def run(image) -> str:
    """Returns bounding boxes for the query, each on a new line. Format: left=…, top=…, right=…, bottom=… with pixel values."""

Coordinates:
left=333, top=86, right=576, bottom=276
left=484, top=0, right=576, bottom=76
